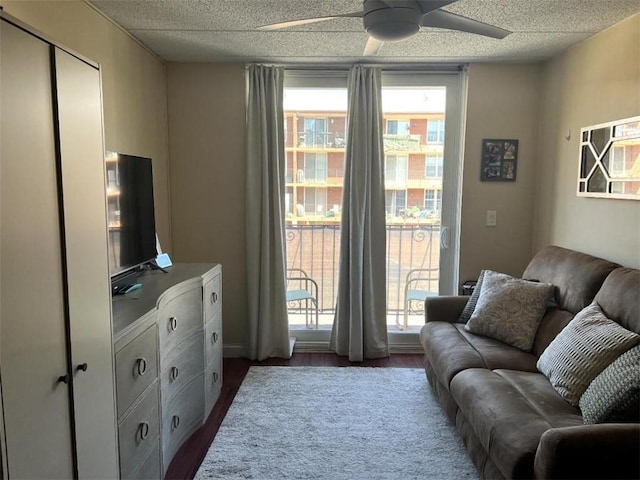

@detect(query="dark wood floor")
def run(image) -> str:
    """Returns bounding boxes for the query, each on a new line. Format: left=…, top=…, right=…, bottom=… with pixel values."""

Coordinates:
left=164, top=353, right=424, bottom=479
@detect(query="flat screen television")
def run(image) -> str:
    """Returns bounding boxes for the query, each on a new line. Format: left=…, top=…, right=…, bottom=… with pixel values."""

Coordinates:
left=105, top=152, right=157, bottom=285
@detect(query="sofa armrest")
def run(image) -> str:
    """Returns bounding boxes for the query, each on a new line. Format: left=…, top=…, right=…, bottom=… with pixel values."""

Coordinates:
left=534, top=424, right=640, bottom=479
left=424, top=296, right=469, bottom=323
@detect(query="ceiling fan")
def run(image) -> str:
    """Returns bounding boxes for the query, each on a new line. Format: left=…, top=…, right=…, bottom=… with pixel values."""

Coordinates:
left=258, top=0, right=511, bottom=56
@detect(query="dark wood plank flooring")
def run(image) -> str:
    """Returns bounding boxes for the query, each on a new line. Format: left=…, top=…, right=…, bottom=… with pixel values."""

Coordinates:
left=165, top=353, right=424, bottom=479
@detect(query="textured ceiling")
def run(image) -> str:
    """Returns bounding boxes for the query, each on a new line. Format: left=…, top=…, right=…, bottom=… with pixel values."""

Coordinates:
left=89, top=0, right=640, bottom=63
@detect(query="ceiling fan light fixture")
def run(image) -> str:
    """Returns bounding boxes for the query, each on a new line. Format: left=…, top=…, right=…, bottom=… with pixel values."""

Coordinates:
left=364, top=6, right=422, bottom=42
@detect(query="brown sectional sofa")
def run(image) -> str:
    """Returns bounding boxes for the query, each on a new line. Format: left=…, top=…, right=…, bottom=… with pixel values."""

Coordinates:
left=420, top=246, right=640, bottom=479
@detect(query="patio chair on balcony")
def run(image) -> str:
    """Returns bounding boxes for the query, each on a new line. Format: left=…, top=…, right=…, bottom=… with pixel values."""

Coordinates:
left=286, top=268, right=319, bottom=329
left=401, top=267, right=439, bottom=330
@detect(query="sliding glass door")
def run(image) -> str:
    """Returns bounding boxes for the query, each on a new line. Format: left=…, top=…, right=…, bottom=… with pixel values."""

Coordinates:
left=282, top=70, right=466, bottom=346
left=382, top=73, right=466, bottom=335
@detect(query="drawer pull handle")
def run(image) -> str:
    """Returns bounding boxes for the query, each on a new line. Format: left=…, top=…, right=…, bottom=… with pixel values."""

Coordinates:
left=213, top=372, right=219, bottom=384
left=171, top=366, right=179, bottom=381
left=136, top=358, right=147, bottom=376
left=172, top=415, right=180, bottom=429
left=210, top=292, right=218, bottom=304
left=212, top=332, right=219, bottom=344
left=58, top=374, right=70, bottom=384
left=138, top=421, right=150, bottom=441
left=169, top=317, right=178, bottom=331
left=77, top=362, right=88, bottom=372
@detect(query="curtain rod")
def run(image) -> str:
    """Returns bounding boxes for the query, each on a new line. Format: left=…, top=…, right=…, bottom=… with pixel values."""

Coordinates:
left=245, top=63, right=467, bottom=73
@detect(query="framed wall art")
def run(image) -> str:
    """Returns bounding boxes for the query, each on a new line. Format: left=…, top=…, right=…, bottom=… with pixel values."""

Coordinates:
left=577, top=116, right=640, bottom=200
left=480, top=139, right=518, bottom=182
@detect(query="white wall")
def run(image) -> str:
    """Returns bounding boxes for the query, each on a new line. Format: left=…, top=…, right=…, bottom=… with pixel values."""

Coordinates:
left=0, top=1, right=172, bottom=250
left=166, top=64, right=247, bottom=348
left=459, top=64, right=542, bottom=283
left=533, top=14, right=640, bottom=268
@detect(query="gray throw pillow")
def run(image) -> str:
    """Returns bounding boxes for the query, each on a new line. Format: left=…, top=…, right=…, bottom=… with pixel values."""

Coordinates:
left=458, top=270, right=486, bottom=323
left=464, top=270, right=554, bottom=351
left=537, top=303, right=639, bottom=406
left=579, top=345, right=640, bottom=424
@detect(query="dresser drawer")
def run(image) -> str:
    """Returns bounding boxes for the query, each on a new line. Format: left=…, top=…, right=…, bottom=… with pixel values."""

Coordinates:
left=204, top=313, right=222, bottom=366
left=157, top=286, right=202, bottom=352
left=162, top=374, right=204, bottom=472
left=203, top=273, right=222, bottom=321
left=127, top=441, right=160, bottom=480
left=160, top=330, right=204, bottom=409
left=204, top=352, right=222, bottom=419
left=118, top=382, right=160, bottom=479
left=115, top=325, right=158, bottom=417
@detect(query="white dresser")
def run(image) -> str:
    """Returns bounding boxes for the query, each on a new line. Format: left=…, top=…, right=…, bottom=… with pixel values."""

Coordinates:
left=112, top=263, right=223, bottom=477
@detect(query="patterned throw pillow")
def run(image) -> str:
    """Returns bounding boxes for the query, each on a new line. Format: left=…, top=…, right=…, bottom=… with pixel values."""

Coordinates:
left=464, top=270, right=554, bottom=351
left=458, top=270, right=486, bottom=323
left=580, top=345, right=640, bottom=424
left=537, top=303, right=639, bottom=406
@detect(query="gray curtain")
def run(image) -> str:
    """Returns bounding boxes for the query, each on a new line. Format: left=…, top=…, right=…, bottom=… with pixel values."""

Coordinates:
left=330, top=65, right=389, bottom=361
left=245, top=64, right=291, bottom=360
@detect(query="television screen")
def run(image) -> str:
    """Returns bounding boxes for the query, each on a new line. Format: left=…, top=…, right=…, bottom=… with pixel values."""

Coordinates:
left=105, top=152, right=157, bottom=278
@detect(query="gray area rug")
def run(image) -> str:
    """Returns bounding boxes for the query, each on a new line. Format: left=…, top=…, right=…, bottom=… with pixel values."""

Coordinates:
left=195, top=366, right=478, bottom=480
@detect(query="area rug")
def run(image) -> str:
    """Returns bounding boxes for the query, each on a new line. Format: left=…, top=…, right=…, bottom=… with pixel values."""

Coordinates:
left=195, top=367, right=478, bottom=480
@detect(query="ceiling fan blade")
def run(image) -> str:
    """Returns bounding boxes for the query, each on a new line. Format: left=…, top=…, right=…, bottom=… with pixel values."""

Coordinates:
left=421, top=9, right=511, bottom=39
left=415, top=0, right=459, bottom=15
left=257, top=12, right=362, bottom=31
left=363, top=36, right=384, bottom=56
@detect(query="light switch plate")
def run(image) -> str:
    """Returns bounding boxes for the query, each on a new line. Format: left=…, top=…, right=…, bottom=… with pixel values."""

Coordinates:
left=486, top=210, right=497, bottom=227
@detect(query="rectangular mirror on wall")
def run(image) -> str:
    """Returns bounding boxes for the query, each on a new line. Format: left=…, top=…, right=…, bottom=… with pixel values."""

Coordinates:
left=577, top=116, right=640, bottom=200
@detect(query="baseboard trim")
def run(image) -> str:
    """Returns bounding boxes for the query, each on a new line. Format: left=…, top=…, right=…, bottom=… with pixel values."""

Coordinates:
left=293, top=341, right=423, bottom=355
left=223, top=341, right=423, bottom=357
left=223, top=344, right=245, bottom=358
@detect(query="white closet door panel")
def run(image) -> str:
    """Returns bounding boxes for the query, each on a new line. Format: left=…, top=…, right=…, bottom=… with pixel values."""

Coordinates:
left=0, top=21, right=74, bottom=479
left=54, top=48, right=118, bottom=479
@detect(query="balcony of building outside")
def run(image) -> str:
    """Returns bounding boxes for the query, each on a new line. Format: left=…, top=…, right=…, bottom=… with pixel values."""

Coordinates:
left=285, top=168, right=345, bottom=188
left=285, top=131, right=345, bottom=150
left=383, top=134, right=425, bottom=153
left=285, top=218, right=440, bottom=333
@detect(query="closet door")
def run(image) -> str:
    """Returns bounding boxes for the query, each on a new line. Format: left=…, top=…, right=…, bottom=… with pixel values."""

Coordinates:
left=54, top=48, right=119, bottom=479
left=0, top=21, right=74, bottom=479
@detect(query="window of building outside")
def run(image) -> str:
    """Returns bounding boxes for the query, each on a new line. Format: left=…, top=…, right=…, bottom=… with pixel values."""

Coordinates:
left=385, top=154, right=408, bottom=186
left=427, top=119, right=445, bottom=144
left=426, top=153, right=444, bottom=177
left=424, top=189, right=442, bottom=213
left=387, top=119, right=410, bottom=135
left=303, top=153, right=327, bottom=183
left=385, top=190, right=407, bottom=216
left=284, top=82, right=445, bottom=333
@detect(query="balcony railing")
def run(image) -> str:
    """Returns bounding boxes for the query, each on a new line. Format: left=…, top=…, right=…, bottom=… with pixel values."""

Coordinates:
left=286, top=131, right=345, bottom=149
left=285, top=131, right=432, bottom=152
left=383, top=134, right=424, bottom=152
left=285, top=223, right=440, bottom=330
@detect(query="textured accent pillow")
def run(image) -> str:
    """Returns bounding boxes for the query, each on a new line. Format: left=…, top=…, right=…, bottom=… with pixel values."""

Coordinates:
left=579, top=345, right=640, bottom=424
left=537, top=303, right=639, bottom=406
left=458, top=270, right=486, bottom=323
left=464, top=270, right=554, bottom=351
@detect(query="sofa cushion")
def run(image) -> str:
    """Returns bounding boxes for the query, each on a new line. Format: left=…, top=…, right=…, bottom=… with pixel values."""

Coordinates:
left=594, top=267, right=640, bottom=334
left=450, top=368, right=583, bottom=479
left=580, top=344, right=640, bottom=424
left=531, top=308, right=575, bottom=358
left=522, top=245, right=619, bottom=314
left=465, top=270, right=554, bottom=351
left=420, top=322, right=538, bottom=388
left=458, top=270, right=485, bottom=323
left=537, top=303, right=639, bottom=406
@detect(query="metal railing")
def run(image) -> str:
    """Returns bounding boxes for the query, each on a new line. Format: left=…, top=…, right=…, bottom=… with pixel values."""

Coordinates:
left=285, top=223, right=440, bottom=326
